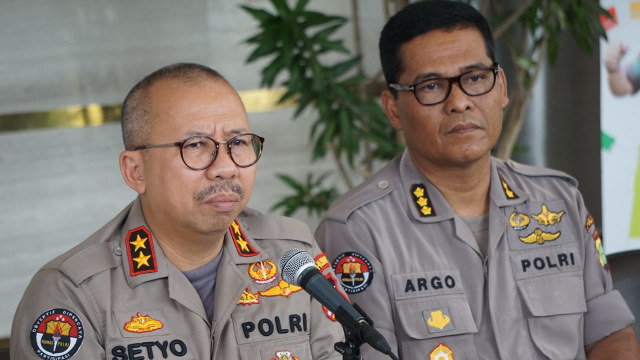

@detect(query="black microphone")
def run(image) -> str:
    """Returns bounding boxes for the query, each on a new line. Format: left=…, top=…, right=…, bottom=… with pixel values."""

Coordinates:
left=279, top=248, right=393, bottom=356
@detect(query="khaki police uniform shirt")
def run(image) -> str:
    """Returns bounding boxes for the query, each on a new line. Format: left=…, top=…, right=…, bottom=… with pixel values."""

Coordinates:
left=316, top=151, right=635, bottom=360
left=12, top=198, right=344, bottom=360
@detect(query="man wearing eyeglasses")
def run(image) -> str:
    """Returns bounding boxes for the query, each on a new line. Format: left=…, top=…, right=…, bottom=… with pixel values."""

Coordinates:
left=317, top=1, right=639, bottom=359
left=11, top=63, right=343, bottom=359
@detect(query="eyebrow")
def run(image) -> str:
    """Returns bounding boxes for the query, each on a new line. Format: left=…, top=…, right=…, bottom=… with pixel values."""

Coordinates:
left=412, top=62, right=493, bottom=83
left=183, top=127, right=248, bottom=138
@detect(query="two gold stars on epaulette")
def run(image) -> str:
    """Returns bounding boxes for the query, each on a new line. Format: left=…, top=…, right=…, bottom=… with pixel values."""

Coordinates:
left=130, top=234, right=151, bottom=269
left=231, top=221, right=250, bottom=253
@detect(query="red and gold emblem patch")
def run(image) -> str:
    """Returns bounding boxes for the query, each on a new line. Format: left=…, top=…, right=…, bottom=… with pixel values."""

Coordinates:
left=429, top=343, right=454, bottom=360
left=593, top=229, right=609, bottom=271
left=248, top=260, right=278, bottom=284
left=125, top=226, right=157, bottom=276
left=30, top=308, right=84, bottom=359
left=314, top=253, right=330, bottom=272
left=271, top=350, right=299, bottom=360
left=237, top=287, right=260, bottom=306
left=230, top=220, right=258, bottom=257
left=123, top=312, right=163, bottom=333
left=332, top=252, right=373, bottom=294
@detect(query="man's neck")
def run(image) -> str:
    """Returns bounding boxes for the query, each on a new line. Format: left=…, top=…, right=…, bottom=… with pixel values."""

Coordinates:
left=412, top=153, right=492, bottom=217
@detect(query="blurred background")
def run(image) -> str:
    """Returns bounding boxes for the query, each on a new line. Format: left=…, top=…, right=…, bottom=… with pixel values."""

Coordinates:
left=1, top=0, right=628, bottom=347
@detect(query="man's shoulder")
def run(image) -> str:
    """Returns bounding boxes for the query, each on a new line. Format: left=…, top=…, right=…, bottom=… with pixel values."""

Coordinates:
left=324, top=158, right=401, bottom=224
left=498, top=158, right=579, bottom=187
left=40, top=206, right=129, bottom=286
left=239, top=208, right=316, bottom=246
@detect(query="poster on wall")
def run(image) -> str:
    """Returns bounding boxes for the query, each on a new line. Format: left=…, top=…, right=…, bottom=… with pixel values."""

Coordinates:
left=600, top=1, right=640, bottom=254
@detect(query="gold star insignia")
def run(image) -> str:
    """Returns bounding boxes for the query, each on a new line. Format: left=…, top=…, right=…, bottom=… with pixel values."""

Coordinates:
left=133, top=251, right=151, bottom=269
left=413, top=187, right=425, bottom=198
left=130, top=234, right=148, bottom=252
left=417, top=197, right=428, bottom=207
left=236, top=237, right=249, bottom=252
left=231, top=221, right=241, bottom=235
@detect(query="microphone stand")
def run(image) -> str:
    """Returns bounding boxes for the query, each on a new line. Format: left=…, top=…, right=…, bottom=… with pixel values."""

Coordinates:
left=332, top=303, right=399, bottom=360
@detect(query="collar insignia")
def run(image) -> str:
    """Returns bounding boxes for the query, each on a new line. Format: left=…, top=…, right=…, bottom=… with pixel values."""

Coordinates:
left=499, top=172, right=519, bottom=199
left=125, top=226, right=157, bottom=276
left=259, top=280, right=302, bottom=298
left=519, top=228, right=560, bottom=245
left=429, top=343, right=454, bottom=360
left=271, top=351, right=300, bottom=360
left=531, top=204, right=565, bottom=226
left=410, top=184, right=436, bottom=217
left=509, top=209, right=530, bottom=231
left=230, top=220, right=258, bottom=257
left=123, top=312, right=163, bottom=333
left=248, top=260, right=278, bottom=284
left=237, top=287, right=260, bottom=306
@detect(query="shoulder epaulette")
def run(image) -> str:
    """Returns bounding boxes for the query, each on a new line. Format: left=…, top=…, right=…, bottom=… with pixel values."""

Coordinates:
left=504, top=159, right=578, bottom=187
left=239, top=209, right=315, bottom=246
left=51, top=242, right=120, bottom=286
left=325, top=161, right=398, bottom=224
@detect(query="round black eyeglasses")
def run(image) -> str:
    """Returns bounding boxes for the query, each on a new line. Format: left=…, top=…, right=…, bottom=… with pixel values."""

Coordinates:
left=134, top=133, right=265, bottom=170
left=389, top=64, right=500, bottom=106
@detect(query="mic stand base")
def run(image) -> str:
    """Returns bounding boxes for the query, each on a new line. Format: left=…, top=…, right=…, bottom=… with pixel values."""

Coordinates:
left=334, top=328, right=363, bottom=360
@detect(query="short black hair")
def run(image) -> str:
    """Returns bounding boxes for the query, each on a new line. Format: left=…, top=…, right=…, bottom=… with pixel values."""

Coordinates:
left=379, top=0, right=495, bottom=93
left=121, top=63, right=229, bottom=150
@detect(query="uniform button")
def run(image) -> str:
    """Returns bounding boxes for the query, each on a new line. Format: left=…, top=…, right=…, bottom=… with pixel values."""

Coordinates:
left=377, top=180, right=389, bottom=189
left=113, top=247, right=122, bottom=256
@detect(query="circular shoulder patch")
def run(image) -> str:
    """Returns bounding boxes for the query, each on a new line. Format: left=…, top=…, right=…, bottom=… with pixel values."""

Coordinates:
left=30, top=308, right=84, bottom=359
left=332, top=252, right=374, bottom=294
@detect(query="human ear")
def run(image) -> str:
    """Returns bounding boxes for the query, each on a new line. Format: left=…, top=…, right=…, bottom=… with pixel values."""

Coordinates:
left=119, top=150, right=146, bottom=194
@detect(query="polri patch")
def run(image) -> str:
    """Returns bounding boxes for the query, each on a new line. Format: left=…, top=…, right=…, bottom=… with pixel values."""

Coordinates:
left=30, top=308, right=84, bottom=359
left=126, top=226, right=157, bottom=276
left=248, top=260, right=278, bottom=284
left=332, top=252, right=373, bottom=294
left=230, top=220, right=259, bottom=257
left=314, top=253, right=330, bottom=272
left=272, top=350, right=300, bottom=360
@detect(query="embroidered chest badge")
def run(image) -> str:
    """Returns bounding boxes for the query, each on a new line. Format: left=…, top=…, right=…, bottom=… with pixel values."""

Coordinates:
left=29, top=308, right=84, bottom=359
left=123, top=312, right=163, bottom=333
left=259, top=280, right=303, bottom=298
left=410, top=184, right=436, bottom=217
left=125, top=226, right=157, bottom=276
left=531, top=204, right=565, bottom=226
left=230, top=219, right=258, bottom=257
left=498, top=172, right=519, bottom=200
left=237, top=288, right=260, bottom=306
left=519, top=228, right=561, bottom=245
left=509, top=209, right=530, bottom=231
left=425, top=309, right=454, bottom=333
left=248, top=260, right=278, bottom=284
left=332, top=252, right=373, bottom=294
left=271, top=350, right=300, bottom=360
left=429, top=343, right=454, bottom=360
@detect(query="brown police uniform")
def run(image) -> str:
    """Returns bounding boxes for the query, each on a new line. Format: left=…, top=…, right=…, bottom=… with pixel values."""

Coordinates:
left=12, top=198, right=343, bottom=360
left=316, top=151, right=635, bottom=360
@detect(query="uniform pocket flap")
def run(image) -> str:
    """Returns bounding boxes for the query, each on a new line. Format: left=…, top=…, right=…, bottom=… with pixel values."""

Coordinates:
left=517, top=273, right=587, bottom=317
left=395, top=295, right=478, bottom=340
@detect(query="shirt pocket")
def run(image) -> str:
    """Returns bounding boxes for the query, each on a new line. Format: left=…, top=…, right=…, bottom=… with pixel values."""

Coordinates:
left=517, top=272, right=587, bottom=360
left=395, top=294, right=480, bottom=360
left=238, top=336, right=311, bottom=360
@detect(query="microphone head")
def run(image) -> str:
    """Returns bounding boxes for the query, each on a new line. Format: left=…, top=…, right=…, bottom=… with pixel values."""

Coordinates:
left=279, top=248, right=316, bottom=285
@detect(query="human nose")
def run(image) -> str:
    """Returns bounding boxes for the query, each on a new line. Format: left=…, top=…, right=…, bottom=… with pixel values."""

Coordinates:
left=205, top=143, right=238, bottom=180
left=443, top=79, right=472, bottom=113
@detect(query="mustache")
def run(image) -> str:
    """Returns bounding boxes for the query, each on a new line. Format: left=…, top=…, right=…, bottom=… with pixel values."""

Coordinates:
left=194, top=181, right=245, bottom=202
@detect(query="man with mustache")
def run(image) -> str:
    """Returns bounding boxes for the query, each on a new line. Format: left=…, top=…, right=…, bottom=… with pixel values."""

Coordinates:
left=12, top=63, right=343, bottom=359
left=317, top=1, right=639, bottom=359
